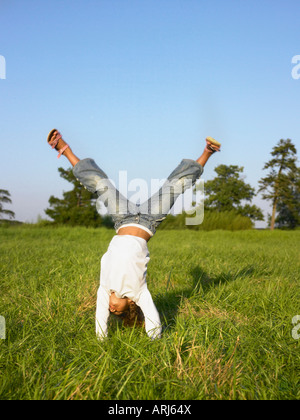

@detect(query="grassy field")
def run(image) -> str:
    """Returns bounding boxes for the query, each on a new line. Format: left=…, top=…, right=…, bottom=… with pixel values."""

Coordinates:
left=0, top=225, right=299, bottom=400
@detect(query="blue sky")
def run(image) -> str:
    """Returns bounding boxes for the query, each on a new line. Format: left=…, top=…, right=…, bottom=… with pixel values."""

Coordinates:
left=0, top=0, right=299, bottom=227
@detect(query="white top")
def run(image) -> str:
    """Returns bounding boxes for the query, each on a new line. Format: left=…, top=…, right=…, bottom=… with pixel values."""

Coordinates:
left=96, top=235, right=161, bottom=340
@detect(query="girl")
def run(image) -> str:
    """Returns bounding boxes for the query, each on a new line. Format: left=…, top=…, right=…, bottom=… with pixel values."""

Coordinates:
left=47, top=129, right=221, bottom=340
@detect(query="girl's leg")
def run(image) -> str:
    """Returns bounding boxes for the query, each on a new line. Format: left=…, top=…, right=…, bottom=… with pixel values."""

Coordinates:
left=48, top=130, right=134, bottom=222
left=139, top=159, right=202, bottom=217
left=139, top=137, right=220, bottom=223
left=73, top=159, right=138, bottom=220
left=62, top=147, right=80, bottom=167
left=196, top=139, right=220, bottom=167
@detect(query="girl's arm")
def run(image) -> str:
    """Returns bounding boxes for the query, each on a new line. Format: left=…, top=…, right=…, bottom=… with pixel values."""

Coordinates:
left=95, top=285, right=110, bottom=340
left=137, top=288, right=162, bottom=340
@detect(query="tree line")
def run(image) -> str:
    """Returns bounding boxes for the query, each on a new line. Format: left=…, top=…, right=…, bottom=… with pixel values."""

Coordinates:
left=1, top=139, right=299, bottom=230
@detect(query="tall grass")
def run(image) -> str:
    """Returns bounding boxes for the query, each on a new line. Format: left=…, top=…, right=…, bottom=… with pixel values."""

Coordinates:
left=0, top=226, right=299, bottom=400
left=159, top=210, right=253, bottom=231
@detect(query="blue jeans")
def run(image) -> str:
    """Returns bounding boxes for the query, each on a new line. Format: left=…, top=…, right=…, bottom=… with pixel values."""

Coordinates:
left=73, top=158, right=203, bottom=235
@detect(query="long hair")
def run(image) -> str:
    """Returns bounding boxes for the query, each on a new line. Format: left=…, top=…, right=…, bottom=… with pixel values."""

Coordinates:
left=115, top=301, right=144, bottom=328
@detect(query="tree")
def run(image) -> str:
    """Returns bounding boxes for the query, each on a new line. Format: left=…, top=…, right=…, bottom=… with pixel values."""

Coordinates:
left=0, top=189, right=15, bottom=220
left=258, top=139, right=298, bottom=230
left=45, top=167, right=113, bottom=228
left=275, top=167, right=300, bottom=229
left=201, top=164, right=264, bottom=222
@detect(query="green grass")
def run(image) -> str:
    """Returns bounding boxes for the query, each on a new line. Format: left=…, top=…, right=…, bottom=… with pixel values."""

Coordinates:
left=159, top=209, right=253, bottom=231
left=0, top=225, right=299, bottom=400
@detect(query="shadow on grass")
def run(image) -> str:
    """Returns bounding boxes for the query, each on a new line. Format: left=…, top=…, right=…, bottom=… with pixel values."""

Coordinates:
left=155, top=264, right=256, bottom=331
